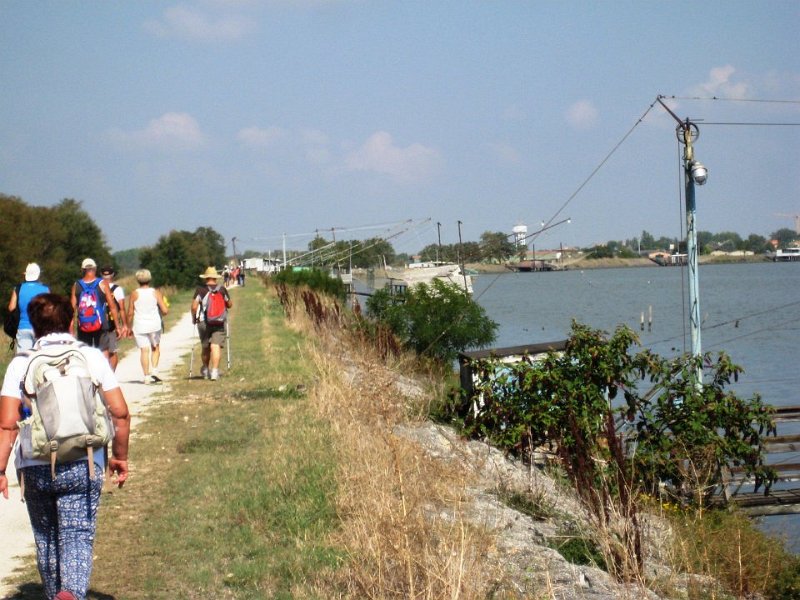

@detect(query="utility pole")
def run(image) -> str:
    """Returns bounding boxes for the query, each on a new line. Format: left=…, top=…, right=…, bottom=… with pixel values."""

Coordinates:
left=231, top=237, right=238, bottom=267
left=457, top=220, right=468, bottom=295
left=282, top=233, right=287, bottom=269
left=657, top=96, right=708, bottom=384
left=436, top=221, right=442, bottom=263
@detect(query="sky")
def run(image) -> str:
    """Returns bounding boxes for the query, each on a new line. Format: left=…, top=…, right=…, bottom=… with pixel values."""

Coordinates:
left=1, top=1, right=799, bottom=255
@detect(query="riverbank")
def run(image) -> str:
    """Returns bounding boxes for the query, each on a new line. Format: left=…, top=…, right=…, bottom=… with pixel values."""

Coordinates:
left=467, top=254, right=769, bottom=274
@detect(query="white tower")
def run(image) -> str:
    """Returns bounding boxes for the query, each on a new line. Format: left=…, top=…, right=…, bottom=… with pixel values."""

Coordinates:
left=512, top=224, right=528, bottom=249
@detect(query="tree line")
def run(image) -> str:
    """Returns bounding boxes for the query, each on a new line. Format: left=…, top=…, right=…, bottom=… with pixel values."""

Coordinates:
left=0, top=194, right=226, bottom=307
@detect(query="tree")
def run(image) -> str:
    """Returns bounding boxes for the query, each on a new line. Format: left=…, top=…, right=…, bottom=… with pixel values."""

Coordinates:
left=366, top=279, right=497, bottom=362
left=744, top=234, right=769, bottom=253
left=770, top=228, right=798, bottom=248
left=0, top=195, right=109, bottom=296
left=479, top=231, right=516, bottom=263
left=140, top=227, right=226, bottom=288
left=639, top=230, right=656, bottom=250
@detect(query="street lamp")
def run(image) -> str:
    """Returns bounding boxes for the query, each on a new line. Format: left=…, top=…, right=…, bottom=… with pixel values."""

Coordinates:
left=657, top=96, right=708, bottom=385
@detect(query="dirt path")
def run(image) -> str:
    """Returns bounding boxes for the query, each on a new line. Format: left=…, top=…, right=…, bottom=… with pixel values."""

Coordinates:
left=0, top=312, right=198, bottom=597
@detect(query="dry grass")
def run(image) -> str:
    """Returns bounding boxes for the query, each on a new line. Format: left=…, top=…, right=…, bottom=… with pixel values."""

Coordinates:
left=284, top=288, right=505, bottom=599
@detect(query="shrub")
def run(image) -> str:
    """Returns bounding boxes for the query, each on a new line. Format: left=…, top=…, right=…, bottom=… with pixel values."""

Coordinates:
left=366, top=279, right=497, bottom=363
left=272, top=268, right=346, bottom=300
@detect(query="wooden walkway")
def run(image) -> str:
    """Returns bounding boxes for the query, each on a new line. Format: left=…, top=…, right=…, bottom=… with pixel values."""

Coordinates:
left=720, top=405, right=800, bottom=516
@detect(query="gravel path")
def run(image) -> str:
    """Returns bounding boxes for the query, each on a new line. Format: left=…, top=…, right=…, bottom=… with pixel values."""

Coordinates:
left=0, top=311, right=198, bottom=597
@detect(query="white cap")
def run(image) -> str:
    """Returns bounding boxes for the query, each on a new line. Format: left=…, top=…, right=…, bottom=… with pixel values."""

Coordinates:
left=24, top=263, right=40, bottom=282
left=81, top=257, right=97, bottom=270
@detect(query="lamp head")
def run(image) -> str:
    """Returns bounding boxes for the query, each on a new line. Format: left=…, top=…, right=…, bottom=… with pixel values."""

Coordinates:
left=690, top=161, right=708, bottom=185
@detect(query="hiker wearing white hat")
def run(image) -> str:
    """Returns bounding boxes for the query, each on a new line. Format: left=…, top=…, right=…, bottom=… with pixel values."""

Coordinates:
left=6, top=263, right=50, bottom=350
left=69, top=258, right=128, bottom=357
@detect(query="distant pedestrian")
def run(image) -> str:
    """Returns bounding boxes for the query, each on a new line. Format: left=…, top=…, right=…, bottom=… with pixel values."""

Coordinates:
left=70, top=258, right=127, bottom=356
left=191, top=266, right=232, bottom=381
left=99, top=266, right=128, bottom=371
left=237, top=266, right=245, bottom=287
left=7, top=263, right=49, bottom=351
left=0, top=293, right=130, bottom=600
left=127, top=269, right=169, bottom=385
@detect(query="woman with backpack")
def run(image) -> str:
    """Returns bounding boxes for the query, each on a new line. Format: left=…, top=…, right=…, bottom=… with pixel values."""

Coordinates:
left=127, top=269, right=169, bottom=385
left=6, top=263, right=50, bottom=351
left=0, top=293, right=130, bottom=600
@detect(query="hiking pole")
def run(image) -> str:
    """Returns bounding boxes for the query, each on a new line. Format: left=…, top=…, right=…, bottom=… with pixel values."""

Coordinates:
left=189, top=323, right=197, bottom=379
left=225, top=319, right=231, bottom=371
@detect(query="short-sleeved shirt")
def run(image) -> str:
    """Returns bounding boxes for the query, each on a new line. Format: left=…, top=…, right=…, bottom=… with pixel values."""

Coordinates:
left=1, top=333, right=119, bottom=470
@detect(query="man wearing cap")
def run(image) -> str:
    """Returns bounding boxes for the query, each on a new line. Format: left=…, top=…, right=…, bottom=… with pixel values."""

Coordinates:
left=191, top=266, right=233, bottom=381
left=6, top=263, right=50, bottom=350
left=100, top=266, right=128, bottom=370
left=70, top=258, right=127, bottom=355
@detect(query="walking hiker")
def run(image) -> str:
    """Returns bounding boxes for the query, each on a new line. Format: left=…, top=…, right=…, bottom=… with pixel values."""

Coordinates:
left=0, top=293, right=130, bottom=600
left=191, top=267, right=232, bottom=381
left=6, top=263, right=49, bottom=351
left=127, top=269, right=169, bottom=385
left=100, top=266, right=128, bottom=371
left=70, top=258, right=127, bottom=357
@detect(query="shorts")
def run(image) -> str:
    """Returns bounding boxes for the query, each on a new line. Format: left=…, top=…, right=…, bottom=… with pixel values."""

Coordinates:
left=134, top=330, right=162, bottom=349
left=77, top=328, right=112, bottom=351
left=104, top=329, right=119, bottom=354
left=198, top=321, right=226, bottom=348
left=15, top=329, right=36, bottom=351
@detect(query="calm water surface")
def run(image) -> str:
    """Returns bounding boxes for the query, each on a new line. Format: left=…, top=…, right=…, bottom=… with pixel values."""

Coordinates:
left=473, top=262, right=800, bottom=549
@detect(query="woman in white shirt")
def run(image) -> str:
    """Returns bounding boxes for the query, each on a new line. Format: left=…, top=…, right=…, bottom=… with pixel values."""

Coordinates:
left=127, top=269, right=169, bottom=385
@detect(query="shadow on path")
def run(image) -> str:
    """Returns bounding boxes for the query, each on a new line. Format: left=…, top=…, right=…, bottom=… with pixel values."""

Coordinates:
left=5, top=583, right=115, bottom=599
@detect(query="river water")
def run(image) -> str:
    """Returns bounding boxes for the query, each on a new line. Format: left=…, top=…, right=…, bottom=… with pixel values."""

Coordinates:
left=472, top=261, right=800, bottom=549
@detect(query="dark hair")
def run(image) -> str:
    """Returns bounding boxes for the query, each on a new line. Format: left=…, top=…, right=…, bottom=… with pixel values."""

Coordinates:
left=27, top=293, right=74, bottom=338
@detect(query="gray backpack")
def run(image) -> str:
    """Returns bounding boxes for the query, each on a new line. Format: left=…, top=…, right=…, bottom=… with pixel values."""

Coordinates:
left=18, top=341, right=114, bottom=480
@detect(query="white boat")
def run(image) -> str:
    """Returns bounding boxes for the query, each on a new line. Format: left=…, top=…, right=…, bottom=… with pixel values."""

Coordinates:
left=389, top=261, right=474, bottom=295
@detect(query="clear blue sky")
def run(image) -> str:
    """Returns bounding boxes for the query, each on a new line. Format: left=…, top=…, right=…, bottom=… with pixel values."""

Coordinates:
left=1, top=1, right=798, bottom=254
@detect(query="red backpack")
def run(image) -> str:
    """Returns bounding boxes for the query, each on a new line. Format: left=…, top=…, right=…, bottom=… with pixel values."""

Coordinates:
left=202, top=288, right=228, bottom=326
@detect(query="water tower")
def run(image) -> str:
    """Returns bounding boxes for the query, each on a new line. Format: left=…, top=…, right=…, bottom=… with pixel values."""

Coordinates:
left=512, top=223, right=528, bottom=249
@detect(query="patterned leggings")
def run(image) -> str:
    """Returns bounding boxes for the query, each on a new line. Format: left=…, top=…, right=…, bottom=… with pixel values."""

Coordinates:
left=22, top=461, right=103, bottom=600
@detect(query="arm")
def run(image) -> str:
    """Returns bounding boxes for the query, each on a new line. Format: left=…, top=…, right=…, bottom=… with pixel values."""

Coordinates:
left=70, top=282, right=78, bottom=334
left=224, top=288, right=233, bottom=309
left=101, top=387, right=130, bottom=488
left=0, top=395, right=22, bottom=500
left=126, top=289, right=137, bottom=330
left=156, top=290, right=169, bottom=316
left=191, top=294, right=200, bottom=324
left=102, top=281, right=127, bottom=337
left=7, top=289, right=17, bottom=312
left=118, top=297, right=128, bottom=329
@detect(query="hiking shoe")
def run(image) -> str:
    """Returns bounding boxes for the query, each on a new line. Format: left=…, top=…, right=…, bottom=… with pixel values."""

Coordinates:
left=200, top=366, right=210, bottom=379
left=210, top=369, right=219, bottom=381
left=143, top=377, right=150, bottom=385
left=55, top=591, right=76, bottom=600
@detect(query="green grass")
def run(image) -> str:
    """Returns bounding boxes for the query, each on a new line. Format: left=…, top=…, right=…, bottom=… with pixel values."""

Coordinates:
left=4, top=283, right=342, bottom=599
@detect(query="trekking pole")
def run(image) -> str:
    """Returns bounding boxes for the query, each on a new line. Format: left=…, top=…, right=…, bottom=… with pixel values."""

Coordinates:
left=189, top=322, right=197, bottom=379
left=225, top=319, right=231, bottom=371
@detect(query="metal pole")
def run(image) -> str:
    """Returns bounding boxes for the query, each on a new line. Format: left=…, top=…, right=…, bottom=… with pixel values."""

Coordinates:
left=436, top=221, right=442, bottom=262
left=457, top=220, right=468, bottom=295
left=683, top=123, right=703, bottom=383
left=282, top=233, right=287, bottom=269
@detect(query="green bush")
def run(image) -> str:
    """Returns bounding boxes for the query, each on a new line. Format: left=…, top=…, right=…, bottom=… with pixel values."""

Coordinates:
left=366, top=279, right=497, bottom=363
left=271, top=268, right=346, bottom=300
